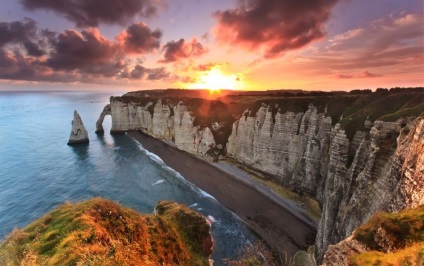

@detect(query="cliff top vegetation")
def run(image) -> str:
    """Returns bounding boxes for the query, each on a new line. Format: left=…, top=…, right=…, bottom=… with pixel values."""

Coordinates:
left=116, top=87, right=423, bottom=141
left=350, top=205, right=424, bottom=265
left=0, top=198, right=213, bottom=266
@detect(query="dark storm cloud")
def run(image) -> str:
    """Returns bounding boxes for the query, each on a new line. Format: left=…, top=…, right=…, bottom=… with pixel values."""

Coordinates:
left=0, top=48, right=78, bottom=81
left=213, top=0, right=339, bottom=58
left=46, top=28, right=122, bottom=76
left=21, top=0, right=158, bottom=27
left=117, top=22, right=162, bottom=54
left=0, top=18, right=45, bottom=56
left=159, top=38, right=208, bottom=63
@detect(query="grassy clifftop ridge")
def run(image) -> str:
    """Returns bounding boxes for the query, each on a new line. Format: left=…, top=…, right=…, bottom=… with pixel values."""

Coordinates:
left=350, top=205, right=424, bottom=265
left=120, top=88, right=423, bottom=140
left=0, top=198, right=213, bottom=265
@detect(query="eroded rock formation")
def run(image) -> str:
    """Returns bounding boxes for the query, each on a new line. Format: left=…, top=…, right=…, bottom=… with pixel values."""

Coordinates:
left=96, top=97, right=217, bottom=157
left=97, top=96, right=424, bottom=261
left=67, top=110, right=89, bottom=145
left=226, top=104, right=424, bottom=260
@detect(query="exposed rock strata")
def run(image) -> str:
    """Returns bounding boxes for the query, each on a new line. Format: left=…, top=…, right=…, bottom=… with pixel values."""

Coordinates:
left=67, top=110, right=89, bottom=145
left=322, top=235, right=367, bottom=266
left=96, top=97, right=216, bottom=156
left=97, top=96, right=424, bottom=260
left=226, top=103, right=424, bottom=260
left=227, top=104, right=332, bottom=195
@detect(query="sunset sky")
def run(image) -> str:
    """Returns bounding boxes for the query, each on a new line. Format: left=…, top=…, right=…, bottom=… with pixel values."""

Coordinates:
left=0, top=0, right=423, bottom=91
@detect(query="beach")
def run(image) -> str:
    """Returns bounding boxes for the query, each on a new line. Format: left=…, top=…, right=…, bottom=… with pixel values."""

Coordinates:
left=128, top=131, right=317, bottom=257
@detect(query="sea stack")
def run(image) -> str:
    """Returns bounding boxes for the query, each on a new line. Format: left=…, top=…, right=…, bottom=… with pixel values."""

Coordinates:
left=67, top=110, right=89, bottom=145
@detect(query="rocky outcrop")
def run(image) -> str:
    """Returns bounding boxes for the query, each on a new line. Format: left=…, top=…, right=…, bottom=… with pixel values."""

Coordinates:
left=97, top=96, right=424, bottom=260
left=322, top=235, right=367, bottom=266
left=227, top=104, right=332, bottom=194
left=226, top=103, right=424, bottom=260
left=95, top=104, right=111, bottom=133
left=323, top=205, right=424, bottom=265
left=96, top=97, right=217, bottom=157
left=389, top=118, right=424, bottom=210
left=67, top=110, right=89, bottom=145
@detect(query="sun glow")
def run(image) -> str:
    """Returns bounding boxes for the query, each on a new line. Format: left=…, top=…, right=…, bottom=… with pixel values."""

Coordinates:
left=189, top=68, right=243, bottom=92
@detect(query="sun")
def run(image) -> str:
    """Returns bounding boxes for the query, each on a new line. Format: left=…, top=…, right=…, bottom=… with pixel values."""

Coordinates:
left=190, top=68, right=242, bottom=92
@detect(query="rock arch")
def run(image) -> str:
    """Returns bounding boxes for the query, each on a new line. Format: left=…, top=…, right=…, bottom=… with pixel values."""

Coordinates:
left=95, top=104, right=111, bottom=134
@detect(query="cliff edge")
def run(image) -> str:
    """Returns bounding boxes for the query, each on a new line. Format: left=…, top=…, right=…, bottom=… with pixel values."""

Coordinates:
left=323, top=205, right=424, bottom=266
left=0, top=198, right=213, bottom=266
left=95, top=89, right=424, bottom=261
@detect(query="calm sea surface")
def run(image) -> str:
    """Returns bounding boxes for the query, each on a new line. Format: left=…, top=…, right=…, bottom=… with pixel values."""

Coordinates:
left=0, top=91, right=258, bottom=262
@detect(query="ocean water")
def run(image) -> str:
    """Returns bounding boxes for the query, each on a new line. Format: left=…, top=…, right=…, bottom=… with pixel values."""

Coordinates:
left=0, top=91, right=259, bottom=262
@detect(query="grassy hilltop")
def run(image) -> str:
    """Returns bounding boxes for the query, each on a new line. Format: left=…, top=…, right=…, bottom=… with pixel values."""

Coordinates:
left=350, top=205, right=424, bottom=265
left=0, top=198, right=213, bottom=266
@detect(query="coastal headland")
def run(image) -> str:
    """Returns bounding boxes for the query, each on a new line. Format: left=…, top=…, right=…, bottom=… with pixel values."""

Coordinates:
left=128, top=130, right=317, bottom=257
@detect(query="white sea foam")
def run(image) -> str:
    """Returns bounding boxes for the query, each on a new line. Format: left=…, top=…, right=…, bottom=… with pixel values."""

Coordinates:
left=151, top=180, right=165, bottom=186
left=134, top=140, right=217, bottom=202
left=207, top=215, right=216, bottom=223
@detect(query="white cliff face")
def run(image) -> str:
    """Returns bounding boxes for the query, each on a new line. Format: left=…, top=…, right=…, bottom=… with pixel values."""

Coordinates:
left=227, top=104, right=332, bottom=194
left=227, top=104, right=424, bottom=260
left=97, top=98, right=216, bottom=156
left=97, top=97, right=424, bottom=260
left=152, top=99, right=174, bottom=140
left=68, top=110, right=89, bottom=145
left=389, top=118, right=424, bottom=209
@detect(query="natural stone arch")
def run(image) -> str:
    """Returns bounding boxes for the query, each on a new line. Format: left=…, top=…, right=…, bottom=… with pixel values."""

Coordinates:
left=95, top=104, right=111, bottom=134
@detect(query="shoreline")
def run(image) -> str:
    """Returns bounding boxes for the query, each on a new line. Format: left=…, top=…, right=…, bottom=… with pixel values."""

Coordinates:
left=127, top=131, right=317, bottom=257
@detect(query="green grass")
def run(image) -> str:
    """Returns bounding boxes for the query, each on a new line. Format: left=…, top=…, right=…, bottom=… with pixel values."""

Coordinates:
left=0, top=198, right=212, bottom=266
left=349, top=242, right=424, bottom=266
left=354, top=206, right=424, bottom=251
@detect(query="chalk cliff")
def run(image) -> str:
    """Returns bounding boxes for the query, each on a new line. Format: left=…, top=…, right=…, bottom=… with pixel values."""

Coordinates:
left=96, top=97, right=218, bottom=157
left=67, top=110, right=89, bottom=145
left=226, top=103, right=424, bottom=260
left=97, top=94, right=423, bottom=261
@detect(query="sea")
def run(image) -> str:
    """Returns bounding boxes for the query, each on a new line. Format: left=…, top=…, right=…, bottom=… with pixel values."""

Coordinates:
left=0, top=91, right=259, bottom=262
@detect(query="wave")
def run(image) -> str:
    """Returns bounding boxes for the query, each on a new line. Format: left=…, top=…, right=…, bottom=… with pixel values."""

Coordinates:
left=151, top=180, right=165, bottom=186
left=134, top=141, right=217, bottom=202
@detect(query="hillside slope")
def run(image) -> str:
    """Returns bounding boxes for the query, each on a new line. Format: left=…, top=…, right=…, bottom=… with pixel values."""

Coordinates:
left=0, top=198, right=213, bottom=266
left=323, top=205, right=424, bottom=266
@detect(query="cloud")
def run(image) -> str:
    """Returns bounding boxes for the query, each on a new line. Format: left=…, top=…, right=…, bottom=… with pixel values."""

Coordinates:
left=120, top=64, right=170, bottom=80
left=0, top=22, right=173, bottom=83
left=20, top=0, right=158, bottom=27
left=193, top=62, right=222, bottom=72
left=117, top=22, right=162, bottom=54
left=46, top=28, right=122, bottom=77
left=0, top=48, right=78, bottom=82
left=213, top=0, right=339, bottom=58
left=283, top=12, right=424, bottom=80
left=337, top=71, right=382, bottom=79
left=0, top=18, right=45, bottom=56
left=159, top=38, right=208, bottom=63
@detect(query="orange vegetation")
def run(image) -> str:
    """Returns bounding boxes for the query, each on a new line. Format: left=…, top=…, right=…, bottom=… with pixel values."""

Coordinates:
left=0, top=198, right=213, bottom=265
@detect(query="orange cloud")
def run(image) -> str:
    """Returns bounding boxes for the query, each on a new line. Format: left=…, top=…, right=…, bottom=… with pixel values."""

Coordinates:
left=213, top=0, right=339, bottom=58
left=159, top=38, right=208, bottom=63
